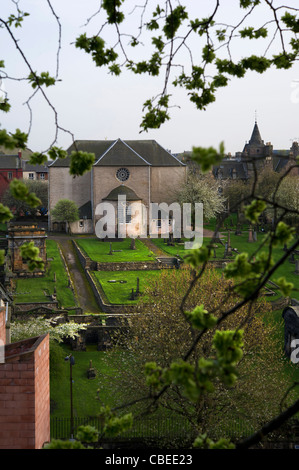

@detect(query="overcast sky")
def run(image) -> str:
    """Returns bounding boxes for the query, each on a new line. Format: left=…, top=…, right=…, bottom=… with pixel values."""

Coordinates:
left=1, top=0, right=299, bottom=156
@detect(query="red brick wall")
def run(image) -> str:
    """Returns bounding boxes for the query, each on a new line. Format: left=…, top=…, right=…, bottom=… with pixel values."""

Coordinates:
left=0, top=334, right=50, bottom=449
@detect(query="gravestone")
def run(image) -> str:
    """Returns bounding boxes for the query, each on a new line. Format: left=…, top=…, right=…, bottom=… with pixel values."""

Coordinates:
left=87, top=359, right=96, bottom=379
left=248, top=226, right=253, bottom=242
left=295, top=259, right=299, bottom=276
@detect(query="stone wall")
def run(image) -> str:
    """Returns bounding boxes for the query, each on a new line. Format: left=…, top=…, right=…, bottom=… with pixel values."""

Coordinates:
left=96, top=260, right=159, bottom=271
left=84, top=269, right=133, bottom=313
left=48, top=167, right=91, bottom=228
left=72, top=240, right=97, bottom=270
left=73, top=239, right=159, bottom=272
left=13, top=301, right=59, bottom=313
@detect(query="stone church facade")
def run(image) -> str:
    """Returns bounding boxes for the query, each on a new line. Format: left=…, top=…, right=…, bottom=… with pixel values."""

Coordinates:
left=48, top=139, right=187, bottom=235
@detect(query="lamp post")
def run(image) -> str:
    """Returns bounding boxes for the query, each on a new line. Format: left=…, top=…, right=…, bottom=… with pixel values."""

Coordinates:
left=65, top=354, right=75, bottom=440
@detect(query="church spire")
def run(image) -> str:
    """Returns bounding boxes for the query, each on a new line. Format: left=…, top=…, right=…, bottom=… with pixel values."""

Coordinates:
left=249, top=119, right=263, bottom=146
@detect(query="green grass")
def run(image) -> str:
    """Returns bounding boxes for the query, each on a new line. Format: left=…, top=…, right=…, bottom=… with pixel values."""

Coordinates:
left=14, top=239, right=76, bottom=307
left=76, top=238, right=155, bottom=262
left=92, top=269, right=161, bottom=304
left=151, top=232, right=299, bottom=300
left=50, top=344, right=122, bottom=419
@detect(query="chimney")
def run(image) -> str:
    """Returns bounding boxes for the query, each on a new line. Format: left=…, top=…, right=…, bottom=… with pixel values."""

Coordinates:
left=18, top=150, right=22, bottom=159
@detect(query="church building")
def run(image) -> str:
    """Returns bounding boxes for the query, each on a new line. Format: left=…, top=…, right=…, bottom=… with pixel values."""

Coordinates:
left=213, top=120, right=298, bottom=181
left=48, top=139, right=187, bottom=235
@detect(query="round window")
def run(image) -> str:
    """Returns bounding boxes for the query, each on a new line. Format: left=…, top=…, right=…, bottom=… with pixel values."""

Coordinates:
left=116, top=168, right=130, bottom=182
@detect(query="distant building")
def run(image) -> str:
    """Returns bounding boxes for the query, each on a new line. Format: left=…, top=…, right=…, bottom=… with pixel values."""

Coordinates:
left=0, top=151, right=49, bottom=201
left=213, top=120, right=299, bottom=181
left=22, top=161, right=48, bottom=181
left=48, top=138, right=187, bottom=235
left=0, top=152, right=23, bottom=199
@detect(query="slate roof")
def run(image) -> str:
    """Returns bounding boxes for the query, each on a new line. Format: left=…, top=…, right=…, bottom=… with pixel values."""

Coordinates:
left=213, top=160, right=248, bottom=179
left=0, top=155, right=22, bottom=169
left=22, top=161, right=49, bottom=173
left=49, top=139, right=185, bottom=168
left=248, top=121, right=264, bottom=146
left=103, top=185, right=141, bottom=201
left=78, top=200, right=92, bottom=219
left=272, top=150, right=290, bottom=172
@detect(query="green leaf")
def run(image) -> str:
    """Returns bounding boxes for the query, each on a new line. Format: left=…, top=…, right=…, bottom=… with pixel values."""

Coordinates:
left=273, top=221, right=295, bottom=246
left=244, top=199, right=266, bottom=224
left=9, top=179, right=41, bottom=208
left=185, top=305, right=217, bottom=330
left=274, top=277, right=294, bottom=297
left=0, top=203, right=13, bottom=223
left=184, top=245, right=211, bottom=268
left=20, top=241, right=44, bottom=272
left=69, top=151, right=95, bottom=176
left=191, top=142, right=225, bottom=173
left=28, top=71, right=56, bottom=88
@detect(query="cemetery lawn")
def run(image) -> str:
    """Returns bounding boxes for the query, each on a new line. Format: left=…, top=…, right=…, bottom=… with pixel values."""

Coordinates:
left=14, top=239, right=76, bottom=307
left=92, top=269, right=161, bottom=304
left=151, top=233, right=299, bottom=300
left=76, top=238, right=156, bottom=262
left=50, top=344, right=123, bottom=420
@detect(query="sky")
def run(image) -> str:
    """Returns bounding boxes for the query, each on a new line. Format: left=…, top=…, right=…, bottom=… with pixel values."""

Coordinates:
left=1, top=0, right=299, bottom=156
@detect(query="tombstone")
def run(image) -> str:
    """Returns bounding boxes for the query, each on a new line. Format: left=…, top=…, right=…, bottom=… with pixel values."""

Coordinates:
left=109, top=242, right=113, bottom=255
left=167, top=232, right=174, bottom=246
left=282, top=306, right=299, bottom=359
left=235, top=223, right=242, bottom=236
left=295, top=259, right=299, bottom=276
left=130, top=288, right=136, bottom=300
left=289, top=252, right=295, bottom=264
left=253, top=230, right=257, bottom=242
left=130, top=238, right=136, bottom=250
left=87, top=359, right=96, bottom=379
left=248, top=226, right=254, bottom=242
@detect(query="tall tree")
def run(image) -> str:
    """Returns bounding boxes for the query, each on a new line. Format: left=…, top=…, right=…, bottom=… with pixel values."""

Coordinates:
left=176, top=173, right=226, bottom=222
left=1, top=179, right=48, bottom=216
left=51, top=199, right=79, bottom=234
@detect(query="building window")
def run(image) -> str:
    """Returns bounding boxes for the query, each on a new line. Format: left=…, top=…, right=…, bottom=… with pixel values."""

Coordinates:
left=29, top=173, right=34, bottom=180
left=118, top=202, right=132, bottom=224
left=40, top=173, right=45, bottom=180
left=79, top=220, right=84, bottom=228
left=116, top=167, right=130, bottom=182
left=8, top=172, right=13, bottom=180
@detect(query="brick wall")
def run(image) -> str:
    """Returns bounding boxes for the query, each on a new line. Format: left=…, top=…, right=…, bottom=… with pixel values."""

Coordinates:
left=0, top=333, right=50, bottom=449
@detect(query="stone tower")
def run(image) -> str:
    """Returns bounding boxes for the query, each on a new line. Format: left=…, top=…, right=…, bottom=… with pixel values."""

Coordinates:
left=242, top=120, right=273, bottom=175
